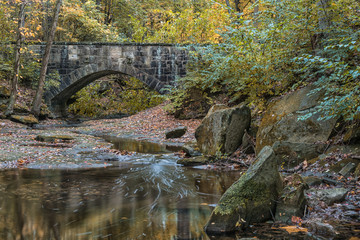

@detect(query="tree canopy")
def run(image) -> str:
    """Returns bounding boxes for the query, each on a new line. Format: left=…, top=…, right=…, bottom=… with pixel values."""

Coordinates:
left=0, top=0, right=358, bottom=120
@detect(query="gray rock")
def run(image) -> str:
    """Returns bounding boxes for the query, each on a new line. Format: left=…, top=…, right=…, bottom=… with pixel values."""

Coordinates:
left=181, top=145, right=201, bottom=157
left=195, top=105, right=251, bottom=156
left=338, top=162, right=357, bottom=177
left=165, top=126, right=187, bottom=139
left=204, top=146, right=282, bottom=233
left=275, top=174, right=308, bottom=223
left=306, top=220, right=338, bottom=237
left=273, top=141, right=326, bottom=168
left=256, top=85, right=338, bottom=154
left=305, top=187, right=348, bottom=205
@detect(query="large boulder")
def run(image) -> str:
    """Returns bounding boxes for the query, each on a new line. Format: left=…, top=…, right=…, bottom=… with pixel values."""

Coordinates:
left=204, top=146, right=282, bottom=233
left=195, top=105, right=251, bottom=156
left=256, top=86, right=338, bottom=154
left=272, top=141, right=326, bottom=167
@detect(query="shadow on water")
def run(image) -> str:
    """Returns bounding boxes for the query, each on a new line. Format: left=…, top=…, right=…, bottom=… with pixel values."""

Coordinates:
left=102, top=135, right=183, bottom=154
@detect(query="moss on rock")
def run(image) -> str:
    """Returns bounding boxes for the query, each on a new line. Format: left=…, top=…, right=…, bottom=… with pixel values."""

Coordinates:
left=204, top=146, right=282, bottom=233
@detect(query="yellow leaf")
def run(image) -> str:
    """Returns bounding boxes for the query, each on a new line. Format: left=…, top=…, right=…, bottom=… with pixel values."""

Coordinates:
left=279, top=226, right=308, bottom=234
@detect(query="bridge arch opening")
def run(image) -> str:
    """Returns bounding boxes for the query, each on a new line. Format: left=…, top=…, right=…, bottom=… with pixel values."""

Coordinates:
left=47, top=63, right=165, bottom=117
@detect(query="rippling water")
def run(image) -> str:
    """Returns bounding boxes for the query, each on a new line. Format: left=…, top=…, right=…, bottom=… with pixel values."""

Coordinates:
left=0, top=151, right=240, bottom=240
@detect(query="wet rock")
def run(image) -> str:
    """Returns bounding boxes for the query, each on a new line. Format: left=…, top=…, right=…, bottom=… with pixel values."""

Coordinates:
left=338, top=162, right=357, bottom=177
left=181, top=144, right=201, bottom=157
left=195, top=105, right=251, bottom=156
left=177, top=156, right=208, bottom=166
left=273, top=141, right=326, bottom=168
left=275, top=174, right=308, bottom=223
left=165, top=126, right=187, bottom=139
left=10, top=114, right=39, bottom=125
left=0, top=86, right=10, bottom=98
left=305, top=188, right=348, bottom=205
left=256, top=85, right=338, bottom=154
left=35, top=135, right=75, bottom=142
left=306, top=220, right=338, bottom=237
left=204, top=146, right=282, bottom=233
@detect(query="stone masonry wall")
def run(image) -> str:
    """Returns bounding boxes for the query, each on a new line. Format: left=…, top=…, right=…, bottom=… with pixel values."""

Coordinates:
left=27, top=43, right=188, bottom=116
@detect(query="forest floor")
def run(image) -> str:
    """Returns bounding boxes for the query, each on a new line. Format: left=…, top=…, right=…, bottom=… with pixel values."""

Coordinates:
left=0, top=102, right=201, bottom=168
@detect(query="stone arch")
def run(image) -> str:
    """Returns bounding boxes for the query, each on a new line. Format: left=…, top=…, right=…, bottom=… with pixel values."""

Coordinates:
left=47, top=62, right=164, bottom=117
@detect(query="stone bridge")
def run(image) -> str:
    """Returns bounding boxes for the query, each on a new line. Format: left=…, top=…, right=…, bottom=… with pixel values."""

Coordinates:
left=30, top=43, right=188, bottom=116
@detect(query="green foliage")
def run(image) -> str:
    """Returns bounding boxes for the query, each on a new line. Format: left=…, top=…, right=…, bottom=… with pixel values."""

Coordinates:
left=68, top=76, right=163, bottom=117
left=57, top=0, right=124, bottom=42
left=169, top=0, right=360, bottom=121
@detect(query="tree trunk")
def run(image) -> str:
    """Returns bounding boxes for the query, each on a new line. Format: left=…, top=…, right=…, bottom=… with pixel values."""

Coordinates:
left=234, top=0, right=241, bottom=12
left=225, top=0, right=232, bottom=14
left=31, top=0, right=62, bottom=117
left=5, top=2, right=26, bottom=116
left=315, top=0, right=332, bottom=55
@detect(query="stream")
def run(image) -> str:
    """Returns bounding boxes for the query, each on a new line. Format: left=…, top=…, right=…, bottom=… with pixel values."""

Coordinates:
left=1, top=134, right=352, bottom=239
left=0, top=136, right=241, bottom=240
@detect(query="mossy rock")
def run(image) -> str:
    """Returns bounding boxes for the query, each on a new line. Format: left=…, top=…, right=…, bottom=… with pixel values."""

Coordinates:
left=35, top=135, right=75, bottom=142
left=10, top=114, right=39, bottom=125
left=14, top=103, right=30, bottom=114
left=0, top=104, right=7, bottom=112
left=0, top=86, right=10, bottom=98
left=273, top=141, right=326, bottom=169
left=256, top=85, right=337, bottom=154
left=204, top=146, right=282, bottom=233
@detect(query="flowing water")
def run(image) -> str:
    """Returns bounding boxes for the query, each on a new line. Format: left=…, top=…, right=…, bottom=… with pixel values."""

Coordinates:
left=0, top=138, right=241, bottom=240
left=1, top=137, right=353, bottom=239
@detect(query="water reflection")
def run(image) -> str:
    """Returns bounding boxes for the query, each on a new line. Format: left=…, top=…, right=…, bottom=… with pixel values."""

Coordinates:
left=0, top=154, right=240, bottom=240
left=102, top=136, right=183, bottom=154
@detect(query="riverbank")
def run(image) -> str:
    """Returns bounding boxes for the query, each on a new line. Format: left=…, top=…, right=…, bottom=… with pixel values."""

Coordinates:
left=0, top=103, right=201, bottom=168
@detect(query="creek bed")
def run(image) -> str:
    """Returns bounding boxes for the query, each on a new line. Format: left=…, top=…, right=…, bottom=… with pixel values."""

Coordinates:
left=0, top=136, right=354, bottom=239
